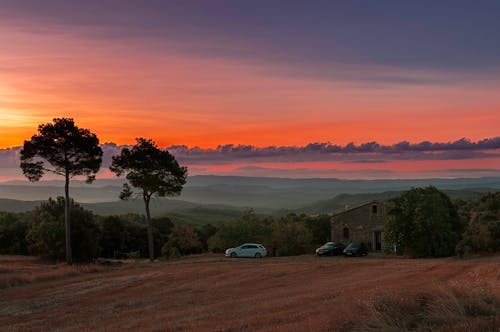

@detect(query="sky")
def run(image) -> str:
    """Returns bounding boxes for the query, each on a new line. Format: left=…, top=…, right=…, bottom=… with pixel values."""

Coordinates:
left=0, top=0, right=499, bottom=179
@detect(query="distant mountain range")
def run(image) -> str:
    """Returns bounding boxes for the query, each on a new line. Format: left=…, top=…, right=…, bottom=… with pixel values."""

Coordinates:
left=1, top=175, right=499, bottom=206
left=0, top=175, right=499, bottom=225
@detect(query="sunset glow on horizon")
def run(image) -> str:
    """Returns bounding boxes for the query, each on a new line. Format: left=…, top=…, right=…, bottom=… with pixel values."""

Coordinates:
left=1, top=1, right=499, bottom=178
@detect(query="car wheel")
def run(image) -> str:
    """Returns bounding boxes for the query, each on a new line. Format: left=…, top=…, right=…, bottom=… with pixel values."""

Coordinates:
left=255, top=253, right=262, bottom=258
left=230, top=252, right=237, bottom=258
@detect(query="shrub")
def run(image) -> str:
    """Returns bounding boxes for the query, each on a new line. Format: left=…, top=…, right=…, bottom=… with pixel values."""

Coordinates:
left=304, top=214, right=331, bottom=246
left=208, top=211, right=273, bottom=252
left=163, top=224, right=202, bottom=256
left=27, top=197, right=100, bottom=262
left=272, top=220, right=313, bottom=256
left=196, top=223, right=218, bottom=252
left=458, top=192, right=500, bottom=254
left=0, top=212, right=31, bottom=255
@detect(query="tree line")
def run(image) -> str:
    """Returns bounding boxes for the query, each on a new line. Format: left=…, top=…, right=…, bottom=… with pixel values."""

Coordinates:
left=385, top=187, right=500, bottom=257
left=0, top=200, right=331, bottom=261
left=0, top=188, right=498, bottom=261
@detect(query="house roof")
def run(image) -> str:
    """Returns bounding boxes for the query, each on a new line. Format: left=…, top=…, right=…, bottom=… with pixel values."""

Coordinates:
left=331, top=200, right=384, bottom=218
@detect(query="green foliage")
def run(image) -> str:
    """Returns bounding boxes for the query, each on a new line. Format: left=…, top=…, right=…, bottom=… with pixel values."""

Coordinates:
left=99, top=215, right=134, bottom=258
left=459, top=191, right=500, bottom=253
left=162, top=224, right=202, bottom=257
left=98, top=214, right=174, bottom=259
left=20, top=118, right=103, bottom=183
left=110, top=137, right=187, bottom=261
left=20, top=117, right=103, bottom=264
left=304, top=214, right=331, bottom=246
left=196, top=223, right=218, bottom=251
left=110, top=138, right=187, bottom=200
left=208, top=210, right=273, bottom=252
left=272, top=217, right=313, bottom=256
left=151, top=216, right=174, bottom=250
left=0, top=212, right=31, bottom=255
left=27, top=197, right=100, bottom=262
left=385, top=186, right=462, bottom=258
left=208, top=211, right=315, bottom=256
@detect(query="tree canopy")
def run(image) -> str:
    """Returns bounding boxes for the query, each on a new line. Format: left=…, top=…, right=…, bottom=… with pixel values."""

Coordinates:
left=385, top=186, right=462, bottom=257
left=20, top=118, right=102, bottom=264
left=20, top=118, right=102, bottom=183
left=110, top=138, right=187, bottom=261
left=459, top=191, right=500, bottom=253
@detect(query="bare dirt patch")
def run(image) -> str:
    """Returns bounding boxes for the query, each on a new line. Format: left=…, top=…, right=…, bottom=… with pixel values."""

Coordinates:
left=1, top=254, right=499, bottom=331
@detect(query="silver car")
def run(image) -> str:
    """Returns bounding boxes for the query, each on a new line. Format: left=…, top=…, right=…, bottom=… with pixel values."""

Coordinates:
left=225, top=243, right=267, bottom=258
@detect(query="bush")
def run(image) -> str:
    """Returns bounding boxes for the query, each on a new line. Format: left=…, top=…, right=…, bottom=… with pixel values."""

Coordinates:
left=0, top=212, right=31, bottom=255
left=100, top=215, right=149, bottom=259
left=99, top=215, right=131, bottom=258
left=162, top=224, right=202, bottom=257
left=304, top=214, right=331, bottom=246
left=208, top=211, right=321, bottom=256
left=208, top=210, right=273, bottom=252
left=196, top=223, right=218, bottom=252
left=27, top=197, right=100, bottom=262
left=459, top=192, right=500, bottom=253
left=161, top=245, right=181, bottom=260
left=151, top=216, right=174, bottom=256
left=272, top=220, right=313, bottom=256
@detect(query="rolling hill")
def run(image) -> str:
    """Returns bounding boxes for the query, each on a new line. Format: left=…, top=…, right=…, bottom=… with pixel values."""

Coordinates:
left=1, top=175, right=499, bottom=210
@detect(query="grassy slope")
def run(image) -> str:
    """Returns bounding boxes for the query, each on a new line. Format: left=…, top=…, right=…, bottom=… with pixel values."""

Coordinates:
left=0, top=254, right=498, bottom=331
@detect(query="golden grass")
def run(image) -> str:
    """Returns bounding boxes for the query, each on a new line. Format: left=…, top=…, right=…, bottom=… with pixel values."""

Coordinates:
left=0, top=254, right=498, bottom=331
left=0, top=256, right=117, bottom=289
left=355, top=282, right=499, bottom=331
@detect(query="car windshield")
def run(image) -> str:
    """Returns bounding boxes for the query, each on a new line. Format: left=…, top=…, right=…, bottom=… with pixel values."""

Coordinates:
left=347, top=243, right=360, bottom=249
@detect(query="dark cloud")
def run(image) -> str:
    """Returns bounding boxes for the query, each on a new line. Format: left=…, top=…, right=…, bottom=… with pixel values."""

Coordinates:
left=2, top=138, right=499, bottom=170
left=1, top=138, right=499, bottom=180
left=164, top=138, right=500, bottom=164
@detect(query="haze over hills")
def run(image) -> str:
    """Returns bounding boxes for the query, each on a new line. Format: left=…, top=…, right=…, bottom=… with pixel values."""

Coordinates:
left=1, top=175, right=499, bottom=205
left=0, top=176, right=499, bottom=223
left=2, top=175, right=500, bottom=203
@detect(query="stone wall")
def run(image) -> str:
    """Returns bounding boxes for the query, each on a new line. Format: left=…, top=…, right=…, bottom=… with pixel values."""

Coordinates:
left=330, top=201, right=386, bottom=251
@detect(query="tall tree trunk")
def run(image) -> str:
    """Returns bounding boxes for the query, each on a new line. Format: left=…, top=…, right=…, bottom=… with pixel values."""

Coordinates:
left=144, top=193, right=154, bottom=262
left=65, top=172, right=72, bottom=265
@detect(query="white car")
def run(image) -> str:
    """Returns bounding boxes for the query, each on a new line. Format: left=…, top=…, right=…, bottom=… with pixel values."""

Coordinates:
left=225, top=243, right=267, bottom=258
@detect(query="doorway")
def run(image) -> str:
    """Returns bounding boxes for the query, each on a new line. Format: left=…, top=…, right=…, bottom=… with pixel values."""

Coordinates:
left=374, top=231, right=382, bottom=251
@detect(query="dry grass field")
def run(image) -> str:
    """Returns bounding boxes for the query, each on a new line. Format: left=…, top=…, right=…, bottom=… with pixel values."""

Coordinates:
left=0, top=254, right=499, bottom=331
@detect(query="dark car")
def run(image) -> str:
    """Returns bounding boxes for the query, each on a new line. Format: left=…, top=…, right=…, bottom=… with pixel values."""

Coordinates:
left=343, top=242, right=368, bottom=257
left=315, top=242, right=345, bottom=256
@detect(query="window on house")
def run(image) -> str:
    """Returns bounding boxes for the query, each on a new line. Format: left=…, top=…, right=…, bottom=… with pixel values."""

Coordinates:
left=343, top=227, right=349, bottom=241
left=372, top=204, right=378, bottom=215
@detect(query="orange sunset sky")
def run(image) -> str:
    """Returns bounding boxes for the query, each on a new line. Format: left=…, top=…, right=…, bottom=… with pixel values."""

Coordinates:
left=1, top=1, right=499, bottom=178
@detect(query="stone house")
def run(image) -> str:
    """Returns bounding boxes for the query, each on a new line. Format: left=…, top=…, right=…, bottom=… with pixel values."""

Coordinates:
left=330, top=200, right=387, bottom=251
